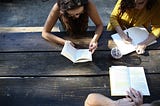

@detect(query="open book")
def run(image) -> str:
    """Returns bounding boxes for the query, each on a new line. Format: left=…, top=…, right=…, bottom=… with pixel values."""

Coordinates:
left=111, top=27, right=157, bottom=55
left=61, top=41, right=92, bottom=63
left=109, top=66, right=150, bottom=96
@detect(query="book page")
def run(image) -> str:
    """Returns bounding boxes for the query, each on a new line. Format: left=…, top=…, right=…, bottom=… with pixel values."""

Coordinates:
left=124, top=27, right=149, bottom=45
left=75, top=49, right=92, bottom=63
left=111, top=27, right=157, bottom=55
left=111, top=34, right=135, bottom=55
left=61, top=41, right=92, bottom=63
left=109, top=66, right=130, bottom=96
left=129, top=67, right=150, bottom=96
left=61, top=41, right=77, bottom=62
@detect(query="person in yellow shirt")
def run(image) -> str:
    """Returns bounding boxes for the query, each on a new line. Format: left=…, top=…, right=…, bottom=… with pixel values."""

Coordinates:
left=107, top=0, right=160, bottom=54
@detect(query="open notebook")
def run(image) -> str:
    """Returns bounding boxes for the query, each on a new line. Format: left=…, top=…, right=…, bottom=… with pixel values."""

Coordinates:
left=111, top=27, right=157, bottom=55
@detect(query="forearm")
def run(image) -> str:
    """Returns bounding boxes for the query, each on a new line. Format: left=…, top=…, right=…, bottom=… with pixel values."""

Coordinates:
left=140, top=33, right=157, bottom=46
left=92, top=24, right=103, bottom=42
left=113, top=26, right=132, bottom=44
left=84, top=93, right=116, bottom=106
left=115, top=26, right=126, bottom=38
left=42, top=31, right=66, bottom=45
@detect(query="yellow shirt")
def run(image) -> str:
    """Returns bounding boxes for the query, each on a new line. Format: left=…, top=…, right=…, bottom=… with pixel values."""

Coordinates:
left=107, top=0, right=160, bottom=37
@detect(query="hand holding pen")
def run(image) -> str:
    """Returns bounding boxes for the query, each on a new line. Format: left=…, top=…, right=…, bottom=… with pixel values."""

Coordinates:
left=122, top=32, right=132, bottom=44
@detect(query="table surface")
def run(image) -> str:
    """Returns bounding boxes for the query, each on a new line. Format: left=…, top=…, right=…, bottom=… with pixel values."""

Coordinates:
left=0, top=31, right=160, bottom=106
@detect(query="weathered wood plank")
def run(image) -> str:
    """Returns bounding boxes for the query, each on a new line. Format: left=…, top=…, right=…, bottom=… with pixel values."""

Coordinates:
left=1, top=31, right=159, bottom=52
left=0, top=31, right=113, bottom=52
left=0, top=50, right=160, bottom=76
left=0, top=75, right=159, bottom=106
left=0, top=76, right=108, bottom=106
left=0, top=52, right=102, bottom=76
left=94, top=50, right=160, bottom=74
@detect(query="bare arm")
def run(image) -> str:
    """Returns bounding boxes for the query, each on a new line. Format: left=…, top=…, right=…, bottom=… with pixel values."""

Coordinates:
left=84, top=93, right=135, bottom=106
left=139, top=33, right=157, bottom=46
left=88, top=0, right=103, bottom=42
left=115, top=26, right=132, bottom=44
left=87, top=0, right=103, bottom=53
left=42, top=3, right=66, bottom=45
left=136, top=33, right=157, bottom=54
left=84, top=93, right=115, bottom=106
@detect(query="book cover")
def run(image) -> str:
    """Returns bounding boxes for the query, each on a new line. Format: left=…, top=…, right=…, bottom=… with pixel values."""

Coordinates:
left=111, top=27, right=157, bottom=55
left=61, top=41, right=92, bottom=63
left=109, top=66, right=150, bottom=96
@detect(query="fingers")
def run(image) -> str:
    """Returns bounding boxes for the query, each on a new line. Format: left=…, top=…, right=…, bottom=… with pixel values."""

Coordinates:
left=126, top=36, right=132, bottom=42
left=127, top=88, right=143, bottom=106
left=137, top=90, right=143, bottom=100
left=123, top=38, right=132, bottom=44
left=65, top=40, right=75, bottom=47
left=130, top=88, right=139, bottom=97
left=127, top=90, right=134, bottom=100
left=89, top=46, right=96, bottom=54
left=70, top=41, right=75, bottom=47
left=136, top=44, right=146, bottom=54
left=89, top=43, right=97, bottom=54
left=136, top=49, right=145, bottom=54
left=127, top=88, right=137, bottom=102
left=116, top=98, right=136, bottom=106
left=122, top=35, right=132, bottom=44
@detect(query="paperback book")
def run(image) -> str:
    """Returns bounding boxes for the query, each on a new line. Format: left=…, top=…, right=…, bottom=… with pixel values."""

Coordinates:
left=109, top=66, right=150, bottom=96
left=61, top=41, right=92, bottom=63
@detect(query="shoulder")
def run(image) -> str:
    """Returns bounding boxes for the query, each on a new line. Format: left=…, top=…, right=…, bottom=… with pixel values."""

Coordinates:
left=87, top=0, right=95, bottom=6
left=87, top=0, right=97, bottom=10
left=51, top=3, right=60, bottom=13
left=49, top=3, right=60, bottom=16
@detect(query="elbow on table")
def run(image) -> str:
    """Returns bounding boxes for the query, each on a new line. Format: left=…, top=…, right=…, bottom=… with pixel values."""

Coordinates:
left=41, top=30, right=49, bottom=40
left=85, top=93, right=98, bottom=106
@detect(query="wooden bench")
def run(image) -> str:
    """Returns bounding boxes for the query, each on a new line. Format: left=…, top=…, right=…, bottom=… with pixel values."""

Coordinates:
left=0, top=31, right=160, bottom=106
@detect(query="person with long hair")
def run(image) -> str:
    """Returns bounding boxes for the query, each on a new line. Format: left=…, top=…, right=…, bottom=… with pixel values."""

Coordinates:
left=107, top=0, right=160, bottom=54
left=42, top=0, right=103, bottom=53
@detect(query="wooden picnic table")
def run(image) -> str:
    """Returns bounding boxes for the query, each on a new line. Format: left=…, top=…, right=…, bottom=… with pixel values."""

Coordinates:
left=0, top=30, right=160, bottom=106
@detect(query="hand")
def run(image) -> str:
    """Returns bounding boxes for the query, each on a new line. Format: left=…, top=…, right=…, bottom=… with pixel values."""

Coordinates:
left=121, top=33, right=132, bottom=44
left=65, top=40, right=75, bottom=47
left=89, top=40, right=98, bottom=54
left=127, top=88, right=143, bottom=106
left=115, top=98, right=135, bottom=106
left=136, top=43, right=147, bottom=54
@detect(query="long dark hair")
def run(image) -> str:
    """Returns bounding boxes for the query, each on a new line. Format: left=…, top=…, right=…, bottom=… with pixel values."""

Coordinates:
left=119, top=0, right=158, bottom=15
left=57, top=0, right=88, bottom=12
left=57, top=0, right=89, bottom=35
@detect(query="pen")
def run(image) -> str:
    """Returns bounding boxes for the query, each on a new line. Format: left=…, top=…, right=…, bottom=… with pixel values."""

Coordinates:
left=123, top=25, right=130, bottom=38
left=126, top=31, right=132, bottom=44
left=126, top=32, right=130, bottom=38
